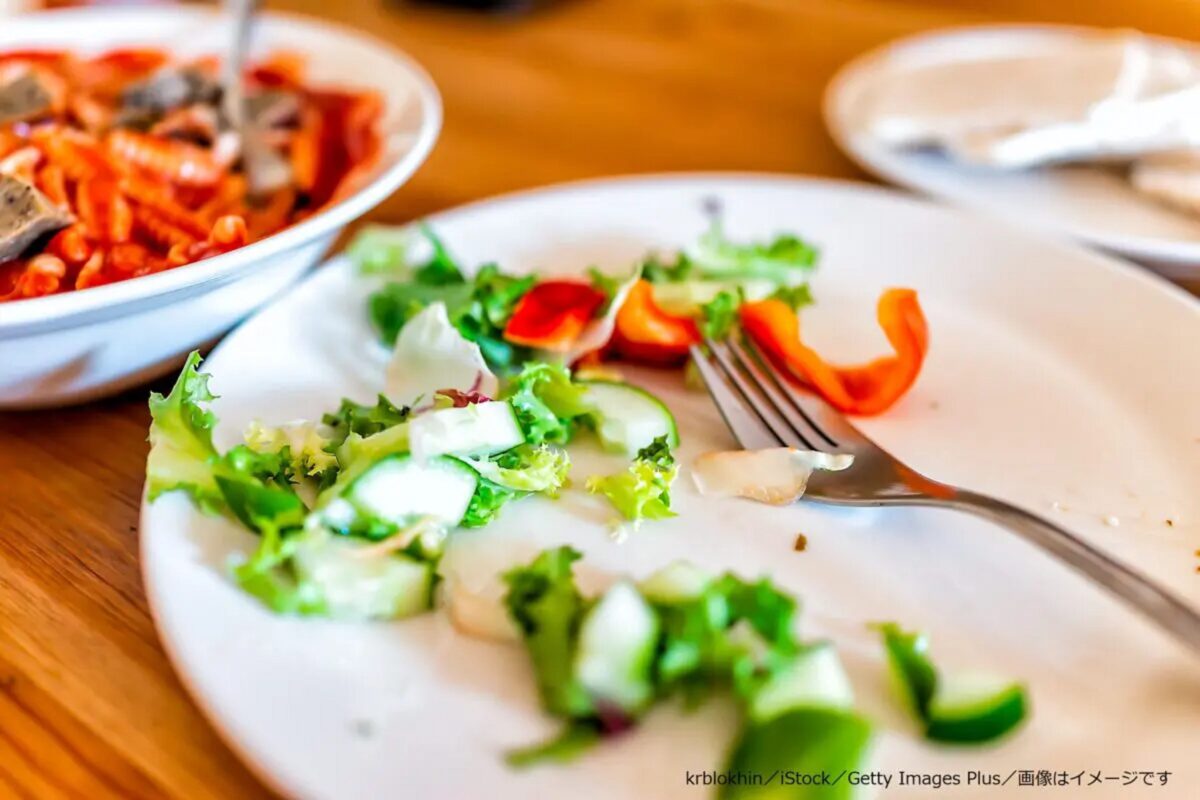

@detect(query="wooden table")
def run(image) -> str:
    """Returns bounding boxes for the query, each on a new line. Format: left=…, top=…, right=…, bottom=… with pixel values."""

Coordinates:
left=3, top=1, right=1198, bottom=796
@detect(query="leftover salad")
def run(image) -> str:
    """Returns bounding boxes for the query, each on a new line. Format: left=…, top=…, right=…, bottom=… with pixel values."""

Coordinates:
left=144, top=220, right=1025, bottom=791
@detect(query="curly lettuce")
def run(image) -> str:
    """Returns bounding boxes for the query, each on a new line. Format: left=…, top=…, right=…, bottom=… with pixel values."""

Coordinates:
left=586, top=435, right=678, bottom=525
left=502, top=362, right=591, bottom=445
left=362, top=225, right=535, bottom=371
left=501, top=549, right=872, bottom=775
left=322, top=394, right=411, bottom=450
left=503, top=546, right=594, bottom=718
left=145, top=351, right=222, bottom=511
left=699, top=287, right=744, bottom=339
left=463, top=444, right=570, bottom=493
left=234, top=519, right=442, bottom=620
left=347, top=224, right=417, bottom=276
left=245, top=419, right=337, bottom=478
left=686, top=218, right=818, bottom=282
left=458, top=445, right=570, bottom=528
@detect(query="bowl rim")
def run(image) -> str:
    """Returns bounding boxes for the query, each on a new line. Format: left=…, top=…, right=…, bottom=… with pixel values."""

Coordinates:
left=0, top=6, right=442, bottom=338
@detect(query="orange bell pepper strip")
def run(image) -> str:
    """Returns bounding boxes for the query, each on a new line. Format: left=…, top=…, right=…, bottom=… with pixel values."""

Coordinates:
left=503, top=280, right=607, bottom=350
left=611, top=280, right=701, bottom=364
left=739, top=288, right=928, bottom=416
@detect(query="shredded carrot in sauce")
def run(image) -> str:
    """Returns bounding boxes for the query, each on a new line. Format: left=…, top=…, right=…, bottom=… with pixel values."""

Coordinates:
left=0, top=48, right=382, bottom=301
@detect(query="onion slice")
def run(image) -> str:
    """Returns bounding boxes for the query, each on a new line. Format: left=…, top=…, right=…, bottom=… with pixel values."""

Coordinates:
left=442, top=571, right=520, bottom=643
left=691, top=447, right=853, bottom=506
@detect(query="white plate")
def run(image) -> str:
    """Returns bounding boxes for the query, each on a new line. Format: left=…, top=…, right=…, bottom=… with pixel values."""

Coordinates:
left=141, top=175, right=1200, bottom=800
left=824, top=25, right=1200, bottom=273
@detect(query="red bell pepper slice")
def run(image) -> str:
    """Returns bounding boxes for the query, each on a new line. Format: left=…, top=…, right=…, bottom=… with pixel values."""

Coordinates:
left=740, top=288, right=928, bottom=416
left=612, top=280, right=700, bottom=364
left=503, top=280, right=606, bottom=350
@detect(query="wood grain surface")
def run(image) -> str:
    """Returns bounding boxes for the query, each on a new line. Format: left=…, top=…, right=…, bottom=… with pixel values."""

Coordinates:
left=2, top=1, right=1198, bottom=796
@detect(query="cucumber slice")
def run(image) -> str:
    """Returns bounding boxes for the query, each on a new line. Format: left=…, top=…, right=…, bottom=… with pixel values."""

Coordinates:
left=322, top=453, right=478, bottom=532
left=291, top=528, right=435, bottom=620
left=722, top=708, right=873, bottom=800
left=319, top=424, right=412, bottom=507
left=408, top=401, right=524, bottom=461
left=580, top=380, right=679, bottom=455
left=638, top=561, right=711, bottom=604
left=573, top=581, right=659, bottom=712
left=926, top=673, right=1028, bottom=744
left=878, top=622, right=938, bottom=718
left=750, top=642, right=855, bottom=722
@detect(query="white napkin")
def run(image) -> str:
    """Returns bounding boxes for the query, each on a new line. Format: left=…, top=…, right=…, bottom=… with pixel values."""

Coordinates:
left=860, top=33, right=1200, bottom=169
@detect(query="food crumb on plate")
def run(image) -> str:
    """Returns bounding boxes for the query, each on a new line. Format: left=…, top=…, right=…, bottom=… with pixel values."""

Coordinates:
left=794, top=532, right=808, bottom=552
left=1103, top=514, right=1120, bottom=527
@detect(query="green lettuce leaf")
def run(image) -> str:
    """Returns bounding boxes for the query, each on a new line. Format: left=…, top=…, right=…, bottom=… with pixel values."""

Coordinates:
left=413, top=224, right=468, bottom=286
left=769, top=282, right=814, bottom=311
left=586, top=435, right=678, bottom=523
left=687, top=219, right=818, bottom=282
left=640, top=252, right=696, bottom=284
left=322, top=395, right=411, bottom=450
left=462, top=444, right=570, bottom=494
left=699, top=287, right=744, bottom=339
left=472, top=263, right=537, bottom=329
left=586, top=266, right=621, bottom=305
left=506, top=721, right=602, bottom=768
left=232, top=518, right=327, bottom=615
left=503, top=546, right=594, bottom=718
left=461, top=477, right=522, bottom=528
left=457, top=445, right=570, bottom=528
left=369, top=281, right=474, bottom=346
left=347, top=225, right=416, bottom=276
left=364, top=225, right=535, bottom=371
left=146, top=351, right=222, bottom=512
left=502, top=362, right=590, bottom=445
left=211, top=445, right=307, bottom=534
left=236, top=521, right=440, bottom=620
left=244, top=419, right=337, bottom=479
left=649, top=571, right=800, bottom=706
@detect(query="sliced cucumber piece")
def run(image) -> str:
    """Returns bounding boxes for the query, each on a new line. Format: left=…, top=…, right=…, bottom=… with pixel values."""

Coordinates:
left=580, top=380, right=678, bottom=455
left=749, top=642, right=854, bottom=723
left=721, top=708, right=873, bottom=800
left=638, top=561, right=711, bottom=604
left=319, top=423, right=412, bottom=507
left=291, top=528, right=434, bottom=620
left=573, top=581, right=659, bottom=713
left=322, top=453, right=478, bottom=532
left=878, top=622, right=938, bottom=718
left=408, top=400, right=524, bottom=461
left=926, top=673, right=1028, bottom=744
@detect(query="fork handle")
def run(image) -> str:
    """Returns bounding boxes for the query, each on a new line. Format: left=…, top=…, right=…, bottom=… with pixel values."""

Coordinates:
left=948, top=490, right=1200, bottom=654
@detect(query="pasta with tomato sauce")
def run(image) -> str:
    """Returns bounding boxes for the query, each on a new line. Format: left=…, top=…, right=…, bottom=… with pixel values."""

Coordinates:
left=0, top=48, right=382, bottom=301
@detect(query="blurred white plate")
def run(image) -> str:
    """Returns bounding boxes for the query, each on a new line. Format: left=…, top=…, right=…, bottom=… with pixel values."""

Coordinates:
left=0, top=7, right=440, bottom=406
left=825, top=25, right=1200, bottom=273
left=142, top=175, right=1200, bottom=799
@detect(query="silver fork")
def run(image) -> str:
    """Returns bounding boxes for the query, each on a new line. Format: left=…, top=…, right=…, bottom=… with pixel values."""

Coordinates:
left=691, top=335, right=1200, bottom=655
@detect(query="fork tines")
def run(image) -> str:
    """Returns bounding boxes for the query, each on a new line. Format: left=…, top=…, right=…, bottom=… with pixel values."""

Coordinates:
left=690, top=334, right=862, bottom=454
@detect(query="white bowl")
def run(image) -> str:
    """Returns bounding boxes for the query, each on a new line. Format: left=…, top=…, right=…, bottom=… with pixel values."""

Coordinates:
left=0, top=7, right=441, bottom=408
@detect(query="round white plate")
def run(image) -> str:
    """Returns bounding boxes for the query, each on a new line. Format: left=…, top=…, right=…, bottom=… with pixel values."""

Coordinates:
left=824, top=25, right=1200, bottom=273
left=141, top=175, right=1200, bottom=800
